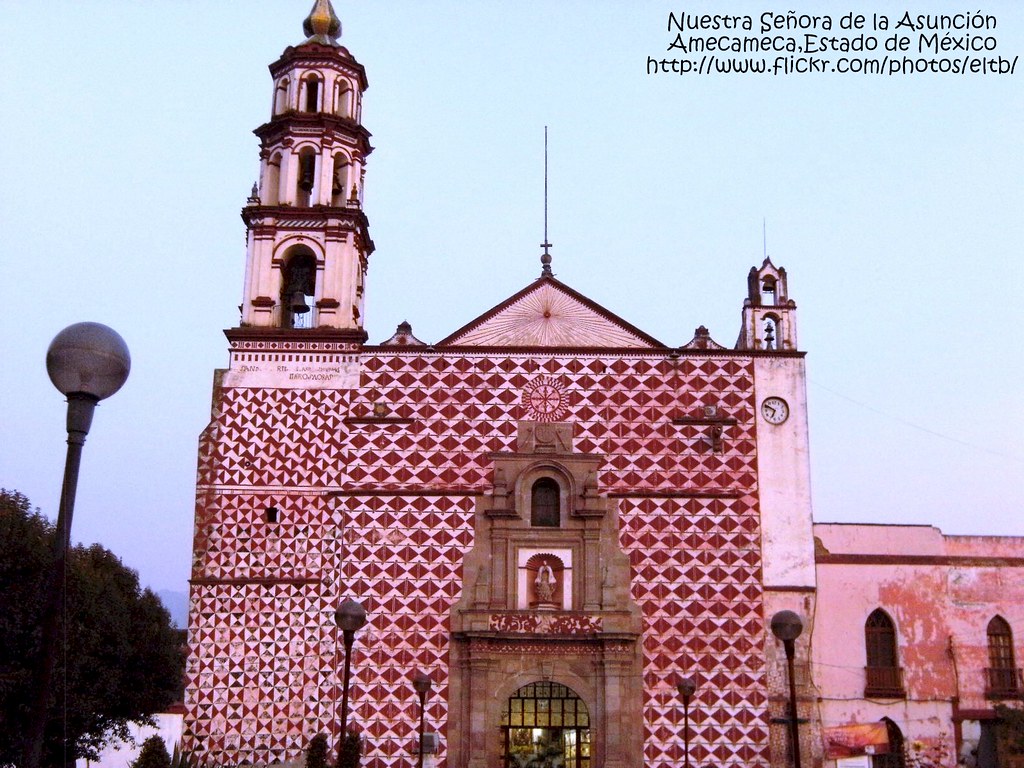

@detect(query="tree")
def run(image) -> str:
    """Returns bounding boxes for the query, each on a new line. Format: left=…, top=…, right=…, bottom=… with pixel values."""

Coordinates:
left=338, top=730, right=362, bottom=768
left=0, top=489, right=185, bottom=768
left=995, top=705, right=1024, bottom=767
left=131, top=736, right=172, bottom=768
left=304, top=733, right=329, bottom=768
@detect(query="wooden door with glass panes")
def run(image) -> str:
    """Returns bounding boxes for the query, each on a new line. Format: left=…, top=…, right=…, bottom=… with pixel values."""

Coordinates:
left=502, top=682, right=590, bottom=768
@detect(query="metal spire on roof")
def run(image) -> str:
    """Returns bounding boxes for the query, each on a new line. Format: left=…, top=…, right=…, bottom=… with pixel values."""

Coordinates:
left=303, top=0, right=342, bottom=46
left=540, top=126, right=553, bottom=278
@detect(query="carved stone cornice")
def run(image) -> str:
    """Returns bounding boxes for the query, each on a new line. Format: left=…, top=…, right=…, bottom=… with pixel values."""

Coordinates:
left=225, top=327, right=367, bottom=348
left=254, top=113, right=372, bottom=156
left=269, top=43, right=368, bottom=89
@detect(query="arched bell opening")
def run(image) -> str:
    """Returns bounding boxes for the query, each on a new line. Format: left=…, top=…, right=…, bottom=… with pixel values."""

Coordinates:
left=762, top=313, right=781, bottom=351
left=272, top=77, right=290, bottom=115
left=301, top=73, right=322, bottom=113
left=262, top=152, right=282, bottom=206
left=502, top=682, right=591, bottom=768
left=331, top=154, right=349, bottom=206
left=334, top=79, right=352, bottom=118
left=295, top=147, right=318, bottom=207
left=280, top=249, right=317, bottom=329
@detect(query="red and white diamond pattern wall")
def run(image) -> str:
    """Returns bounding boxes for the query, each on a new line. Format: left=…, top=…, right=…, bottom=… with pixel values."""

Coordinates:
left=184, top=352, right=768, bottom=767
left=621, top=495, right=768, bottom=767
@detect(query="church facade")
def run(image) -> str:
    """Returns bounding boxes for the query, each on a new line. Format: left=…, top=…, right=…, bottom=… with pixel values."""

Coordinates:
left=182, top=4, right=1022, bottom=768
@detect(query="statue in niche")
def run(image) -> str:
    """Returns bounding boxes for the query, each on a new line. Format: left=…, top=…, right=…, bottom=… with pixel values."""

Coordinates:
left=534, top=559, right=558, bottom=607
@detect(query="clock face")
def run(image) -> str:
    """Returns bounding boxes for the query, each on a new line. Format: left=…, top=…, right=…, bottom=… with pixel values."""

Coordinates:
left=761, top=396, right=789, bottom=425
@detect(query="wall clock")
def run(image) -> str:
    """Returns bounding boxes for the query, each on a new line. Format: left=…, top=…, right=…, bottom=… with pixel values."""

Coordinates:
left=761, top=396, right=789, bottom=425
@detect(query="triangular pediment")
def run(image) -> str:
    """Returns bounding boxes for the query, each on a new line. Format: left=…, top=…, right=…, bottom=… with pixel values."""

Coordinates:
left=437, top=277, right=664, bottom=348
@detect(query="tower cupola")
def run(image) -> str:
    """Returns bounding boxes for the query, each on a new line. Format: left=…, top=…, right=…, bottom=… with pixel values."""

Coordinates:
left=234, top=0, right=373, bottom=340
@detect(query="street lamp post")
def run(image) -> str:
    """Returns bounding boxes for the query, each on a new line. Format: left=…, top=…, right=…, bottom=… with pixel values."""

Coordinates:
left=412, top=670, right=433, bottom=768
left=24, top=322, right=131, bottom=768
left=676, top=676, right=698, bottom=768
left=770, top=610, right=805, bottom=768
left=334, top=598, right=368, bottom=766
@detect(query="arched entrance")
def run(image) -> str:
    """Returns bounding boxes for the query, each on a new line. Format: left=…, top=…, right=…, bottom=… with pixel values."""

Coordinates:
left=502, top=682, right=591, bottom=767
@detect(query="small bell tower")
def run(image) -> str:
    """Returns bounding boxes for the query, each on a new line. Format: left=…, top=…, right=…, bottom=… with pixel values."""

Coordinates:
left=736, top=257, right=798, bottom=351
left=235, top=0, right=373, bottom=342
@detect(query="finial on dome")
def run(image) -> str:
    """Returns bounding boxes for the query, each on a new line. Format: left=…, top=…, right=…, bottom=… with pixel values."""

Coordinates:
left=303, top=0, right=342, bottom=46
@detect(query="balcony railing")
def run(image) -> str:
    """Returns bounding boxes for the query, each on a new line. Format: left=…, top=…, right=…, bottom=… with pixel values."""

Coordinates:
left=985, top=667, right=1023, bottom=699
left=865, top=666, right=905, bottom=698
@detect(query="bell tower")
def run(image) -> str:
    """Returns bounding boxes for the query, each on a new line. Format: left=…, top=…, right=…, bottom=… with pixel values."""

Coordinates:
left=737, top=256, right=797, bottom=351
left=236, top=0, right=373, bottom=341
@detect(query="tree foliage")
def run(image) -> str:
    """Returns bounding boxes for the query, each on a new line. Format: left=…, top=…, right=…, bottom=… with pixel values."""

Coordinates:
left=338, top=730, right=362, bottom=768
left=0, top=489, right=185, bottom=767
left=305, top=733, right=329, bottom=768
left=996, top=704, right=1024, bottom=764
left=131, top=736, right=172, bottom=768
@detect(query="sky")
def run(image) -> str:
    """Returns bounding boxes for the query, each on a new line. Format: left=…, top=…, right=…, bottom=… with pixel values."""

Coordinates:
left=1, top=1, right=1021, bottom=601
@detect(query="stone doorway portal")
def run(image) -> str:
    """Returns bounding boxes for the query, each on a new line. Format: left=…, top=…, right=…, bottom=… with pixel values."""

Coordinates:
left=448, top=422, right=644, bottom=767
left=502, top=682, right=590, bottom=768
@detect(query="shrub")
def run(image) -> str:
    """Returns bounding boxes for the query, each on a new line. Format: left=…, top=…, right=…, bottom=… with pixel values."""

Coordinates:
left=132, top=735, right=172, bottom=768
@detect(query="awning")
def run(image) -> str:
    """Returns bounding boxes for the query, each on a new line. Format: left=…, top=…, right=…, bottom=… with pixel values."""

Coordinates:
left=824, top=722, right=891, bottom=759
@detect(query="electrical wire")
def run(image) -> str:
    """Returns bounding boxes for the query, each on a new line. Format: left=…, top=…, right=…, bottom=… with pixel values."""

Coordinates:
left=809, top=378, right=1023, bottom=463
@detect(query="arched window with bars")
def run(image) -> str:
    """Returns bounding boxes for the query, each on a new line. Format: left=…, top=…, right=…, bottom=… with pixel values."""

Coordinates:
left=864, top=609, right=905, bottom=697
left=986, top=616, right=1021, bottom=697
left=531, top=478, right=560, bottom=527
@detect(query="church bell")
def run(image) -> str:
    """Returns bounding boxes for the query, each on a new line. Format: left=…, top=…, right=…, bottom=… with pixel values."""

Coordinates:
left=289, top=291, right=310, bottom=314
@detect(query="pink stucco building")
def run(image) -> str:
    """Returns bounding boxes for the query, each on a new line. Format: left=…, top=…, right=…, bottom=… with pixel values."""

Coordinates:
left=812, top=524, right=1024, bottom=768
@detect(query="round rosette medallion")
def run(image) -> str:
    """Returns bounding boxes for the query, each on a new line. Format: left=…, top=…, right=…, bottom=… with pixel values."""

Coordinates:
left=522, top=377, right=569, bottom=422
